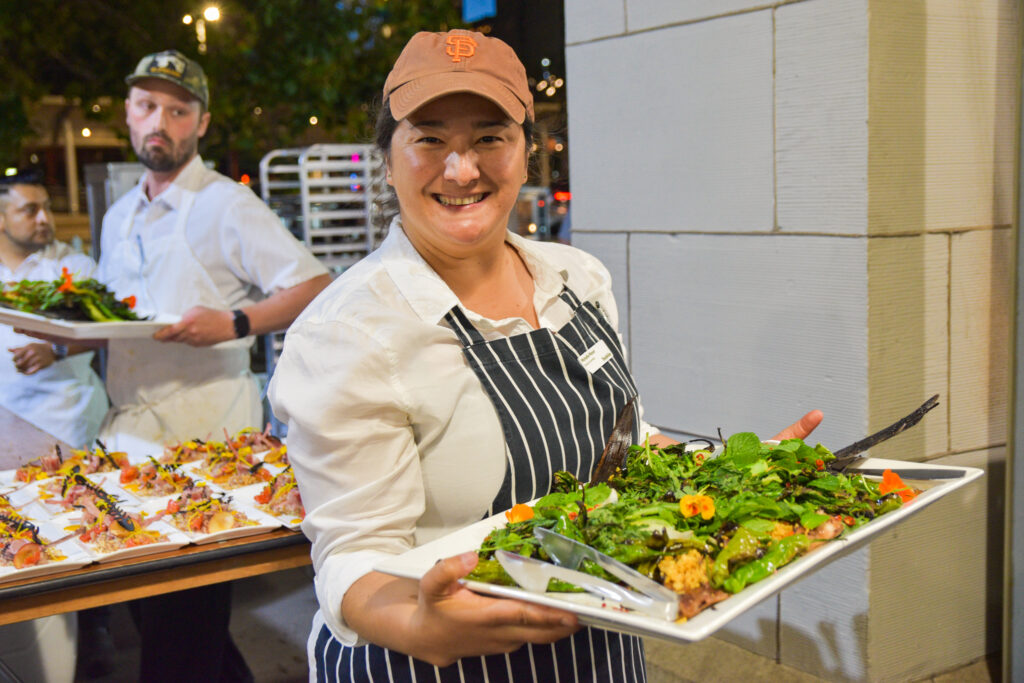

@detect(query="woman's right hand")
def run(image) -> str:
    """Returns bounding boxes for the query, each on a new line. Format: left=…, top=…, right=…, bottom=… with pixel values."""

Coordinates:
left=342, top=552, right=581, bottom=667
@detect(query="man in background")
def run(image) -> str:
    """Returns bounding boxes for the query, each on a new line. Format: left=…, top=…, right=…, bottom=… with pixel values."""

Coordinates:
left=97, top=49, right=330, bottom=458
left=0, top=172, right=107, bottom=683
left=89, top=49, right=330, bottom=682
left=0, top=172, right=108, bottom=447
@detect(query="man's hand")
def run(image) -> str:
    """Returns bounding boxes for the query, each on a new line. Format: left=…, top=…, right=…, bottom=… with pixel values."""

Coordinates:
left=153, top=306, right=235, bottom=347
left=8, top=343, right=57, bottom=375
left=771, top=410, right=824, bottom=441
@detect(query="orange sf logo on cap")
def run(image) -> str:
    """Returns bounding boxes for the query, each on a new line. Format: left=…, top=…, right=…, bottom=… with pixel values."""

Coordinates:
left=445, top=35, right=477, bottom=62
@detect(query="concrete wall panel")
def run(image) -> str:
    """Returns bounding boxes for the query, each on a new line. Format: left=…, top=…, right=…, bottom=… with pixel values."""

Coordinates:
left=867, top=234, right=950, bottom=461
left=572, top=232, right=633, bottom=353
left=565, top=0, right=626, bottom=44
left=868, top=447, right=1003, bottom=680
left=949, top=228, right=1011, bottom=451
left=566, top=12, right=774, bottom=233
left=776, top=0, right=869, bottom=234
left=627, top=233, right=867, bottom=448
left=626, top=0, right=776, bottom=31
left=778, top=551, right=871, bottom=681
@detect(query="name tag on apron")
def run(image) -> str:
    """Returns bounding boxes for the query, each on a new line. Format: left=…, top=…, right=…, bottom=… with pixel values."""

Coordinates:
left=577, top=339, right=613, bottom=374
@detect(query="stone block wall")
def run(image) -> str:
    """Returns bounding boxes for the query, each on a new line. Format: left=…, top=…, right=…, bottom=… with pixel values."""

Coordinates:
left=564, top=0, right=1017, bottom=679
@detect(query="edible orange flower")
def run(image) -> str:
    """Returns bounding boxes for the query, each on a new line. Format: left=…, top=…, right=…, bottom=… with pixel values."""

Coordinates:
left=122, top=295, right=136, bottom=309
left=879, top=469, right=918, bottom=503
left=56, top=267, right=75, bottom=293
left=679, top=494, right=715, bottom=520
left=505, top=503, right=534, bottom=523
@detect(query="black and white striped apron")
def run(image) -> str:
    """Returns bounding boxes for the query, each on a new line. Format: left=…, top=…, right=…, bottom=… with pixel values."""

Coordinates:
left=313, top=286, right=647, bottom=682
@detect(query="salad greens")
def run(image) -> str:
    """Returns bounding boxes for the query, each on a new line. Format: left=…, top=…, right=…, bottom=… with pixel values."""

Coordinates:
left=468, top=434, right=916, bottom=618
left=1, top=267, right=140, bottom=322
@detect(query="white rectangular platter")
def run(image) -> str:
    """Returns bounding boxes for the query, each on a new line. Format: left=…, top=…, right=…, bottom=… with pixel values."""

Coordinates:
left=375, top=458, right=983, bottom=644
left=0, top=307, right=177, bottom=340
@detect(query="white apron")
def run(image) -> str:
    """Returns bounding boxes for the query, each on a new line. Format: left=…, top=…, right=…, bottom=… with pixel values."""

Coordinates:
left=0, top=337, right=107, bottom=448
left=98, top=187, right=261, bottom=459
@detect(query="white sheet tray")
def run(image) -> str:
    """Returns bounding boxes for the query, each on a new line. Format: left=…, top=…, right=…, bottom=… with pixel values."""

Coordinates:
left=375, top=458, right=983, bottom=644
left=0, top=307, right=177, bottom=340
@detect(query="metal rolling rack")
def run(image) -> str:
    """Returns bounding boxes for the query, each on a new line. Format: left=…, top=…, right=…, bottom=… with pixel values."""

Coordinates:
left=297, top=143, right=387, bottom=272
left=256, top=148, right=308, bottom=434
left=257, top=144, right=386, bottom=434
left=258, top=147, right=307, bottom=242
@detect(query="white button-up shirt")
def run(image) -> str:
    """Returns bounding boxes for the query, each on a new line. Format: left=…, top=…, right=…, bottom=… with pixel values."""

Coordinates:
left=269, top=223, right=655, bottom=644
left=98, top=155, right=328, bottom=313
left=0, top=242, right=109, bottom=446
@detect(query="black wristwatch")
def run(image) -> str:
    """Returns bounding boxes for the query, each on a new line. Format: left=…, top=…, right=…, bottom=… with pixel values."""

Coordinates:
left=52, top=343, right=69, bottom=360
left=231, top=309, right=251, bottom=338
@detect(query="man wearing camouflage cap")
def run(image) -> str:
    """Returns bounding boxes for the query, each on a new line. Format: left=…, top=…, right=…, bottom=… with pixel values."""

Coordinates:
left=98, top=47, right=329, bottom=474
left=90, top=49, right=330, bottom=682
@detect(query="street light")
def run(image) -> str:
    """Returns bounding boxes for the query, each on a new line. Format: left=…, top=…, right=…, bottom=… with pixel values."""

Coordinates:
left=182, top=5, right=221, bottom=54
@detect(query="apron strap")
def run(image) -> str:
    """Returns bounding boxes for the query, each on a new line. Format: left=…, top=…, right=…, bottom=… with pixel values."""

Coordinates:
left=443, top=304, right=487, bottom=346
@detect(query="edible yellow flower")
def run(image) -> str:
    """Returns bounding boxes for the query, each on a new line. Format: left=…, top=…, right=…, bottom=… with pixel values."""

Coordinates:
left=679, top=494, right=715, bottom=520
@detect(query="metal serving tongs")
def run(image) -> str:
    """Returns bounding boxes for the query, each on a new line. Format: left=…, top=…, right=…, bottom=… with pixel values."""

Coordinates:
left=495, top=549, right=677, bottom=620
left=827, top=394, right=940, bottom=473
left=534, top=527, right=679, bottom=620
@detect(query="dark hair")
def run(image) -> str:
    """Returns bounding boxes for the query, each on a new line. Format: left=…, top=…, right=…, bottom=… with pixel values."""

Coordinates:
left=0, top=169, right=44, bottom=209
left=371, top=99, right=536, bottom=230
left=0, top=168, right=43, bottom=189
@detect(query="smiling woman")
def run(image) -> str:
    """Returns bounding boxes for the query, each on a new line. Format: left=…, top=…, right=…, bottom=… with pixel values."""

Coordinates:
left=268, top=29, right=668, bottom=682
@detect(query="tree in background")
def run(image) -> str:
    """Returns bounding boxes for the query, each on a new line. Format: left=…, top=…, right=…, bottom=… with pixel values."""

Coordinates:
left=0, top=0, right=463, bottom=176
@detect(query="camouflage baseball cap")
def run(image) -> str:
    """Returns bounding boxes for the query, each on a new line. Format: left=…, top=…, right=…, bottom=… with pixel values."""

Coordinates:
left=125, top=49, right=209, bottom=108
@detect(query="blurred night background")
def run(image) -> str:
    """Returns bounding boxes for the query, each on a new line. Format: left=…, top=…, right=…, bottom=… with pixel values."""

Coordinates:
left=0, top=0, right=569, bottom=232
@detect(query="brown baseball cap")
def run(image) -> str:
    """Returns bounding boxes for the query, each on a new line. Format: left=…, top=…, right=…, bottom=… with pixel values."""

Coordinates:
left=126, top=49, right=209, bottom=108
left=383, top=29, right=534, bottom=124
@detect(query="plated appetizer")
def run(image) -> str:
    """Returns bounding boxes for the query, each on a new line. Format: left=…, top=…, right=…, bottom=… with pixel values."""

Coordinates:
left=15, top=444, right=129, bottom=484
left=229, top=425, right=288, bottom=465
left=254, top=466, right=304, bottom=520
left=120, top=457, right=193, bottom=497
left=160, top=438, right=218, bottom=465
left=42, top=471, right=128, bottom=513
left=160, top=484, right=257, bottom=535
left=73, top=503, right=168, bottom=553
left=193, top=450, right=273, bottom=490
left=1, top=512, right=67, bottom=569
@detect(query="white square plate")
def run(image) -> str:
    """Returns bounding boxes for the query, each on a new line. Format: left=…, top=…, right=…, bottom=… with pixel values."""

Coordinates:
left=0, top=519, right=94, bottom=584
left=375, top=458, right=984, bottom=644
left=138, top=497, right=282, bottom=545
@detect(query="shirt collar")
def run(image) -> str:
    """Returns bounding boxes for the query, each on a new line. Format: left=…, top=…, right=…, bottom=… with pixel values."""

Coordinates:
left=380, top=218, right=570, bottom=326
left=1, top=242, right=64, bottom=279
left=137, top=155, right=206, bottom=212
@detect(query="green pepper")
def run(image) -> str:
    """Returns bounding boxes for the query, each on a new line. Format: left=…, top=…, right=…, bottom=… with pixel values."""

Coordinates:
left=722, top=533, right=810, bottom=593
left=710, top=526, right=761, bottom=587
left=79, top=297, right=117, bottom=322
left=465, top=557, right=517, bottom=586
